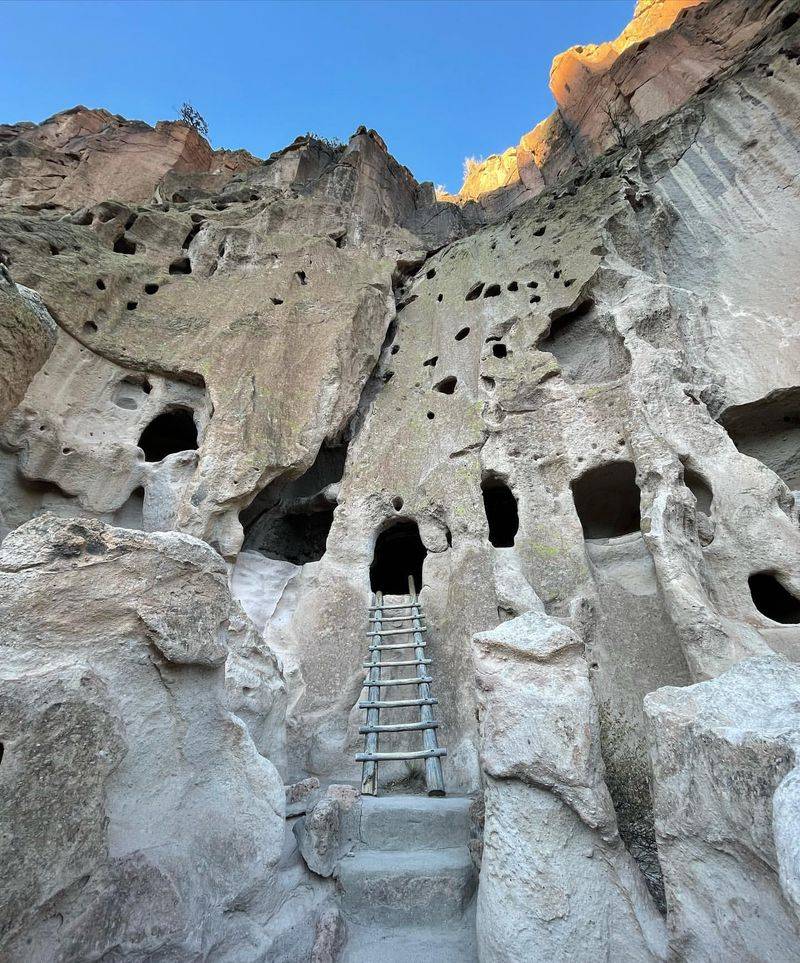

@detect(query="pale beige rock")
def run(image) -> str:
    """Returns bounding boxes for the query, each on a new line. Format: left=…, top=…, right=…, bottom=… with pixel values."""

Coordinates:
left=472, top=611, right=667, bottom=962
left=646, top=657, right=800, bottom=961
left=0, top=514, right=286, bottom=961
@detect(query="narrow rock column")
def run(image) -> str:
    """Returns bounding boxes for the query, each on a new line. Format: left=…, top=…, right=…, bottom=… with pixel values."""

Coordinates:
left=471, top=611, right=667, bottom=962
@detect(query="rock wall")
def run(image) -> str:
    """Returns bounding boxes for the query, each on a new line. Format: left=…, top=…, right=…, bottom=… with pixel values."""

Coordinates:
left=1, top=0, right=800, bottom=959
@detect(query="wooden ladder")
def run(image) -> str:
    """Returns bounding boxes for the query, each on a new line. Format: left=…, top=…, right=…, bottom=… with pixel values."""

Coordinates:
left=357, top=575, right=446, bottom=796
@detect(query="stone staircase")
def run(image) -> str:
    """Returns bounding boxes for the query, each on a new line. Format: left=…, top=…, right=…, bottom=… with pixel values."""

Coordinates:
left=338, top=795, right=478, bottom=962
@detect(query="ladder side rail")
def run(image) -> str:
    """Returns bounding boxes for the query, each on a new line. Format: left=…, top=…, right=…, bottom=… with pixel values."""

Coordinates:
left=361, top=591, right=383, bottom=795
left=409, top=576, right=446, bottom=796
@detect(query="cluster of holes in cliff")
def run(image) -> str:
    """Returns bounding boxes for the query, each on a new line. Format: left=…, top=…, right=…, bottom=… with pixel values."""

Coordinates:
left=137, top=407, right=198, bottom=462
left=370, top=519, right=427, bottom=595
left=240, top=439, right=347, bottom=565
left=482, top=474, right=519, bottom=548
left=749, top=572, right=800, bottom=624
left=571, top=461, right=641, bottom=540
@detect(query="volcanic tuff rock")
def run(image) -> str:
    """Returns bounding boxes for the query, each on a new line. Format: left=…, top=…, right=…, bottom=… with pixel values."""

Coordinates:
left=451, top=0, right=787, bottom=217
left=1, top=0, right=800, bottom=959
left=0, top=514, right=286, bottom=961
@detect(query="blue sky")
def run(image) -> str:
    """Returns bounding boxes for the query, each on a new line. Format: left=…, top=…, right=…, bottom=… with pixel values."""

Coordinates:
left=0, top=0, right=634, bottom=193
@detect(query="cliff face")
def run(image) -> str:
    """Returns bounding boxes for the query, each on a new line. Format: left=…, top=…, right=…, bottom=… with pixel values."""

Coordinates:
left=2, top=0, right=800, bottom=960
left=452, top=0, right=778, bottom=218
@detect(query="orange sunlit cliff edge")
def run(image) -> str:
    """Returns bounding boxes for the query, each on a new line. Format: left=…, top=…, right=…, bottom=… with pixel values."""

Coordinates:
left=444, top=0, right=765, bottom=215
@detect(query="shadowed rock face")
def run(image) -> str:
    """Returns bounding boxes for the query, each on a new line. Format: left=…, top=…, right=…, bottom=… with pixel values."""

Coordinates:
left=1, top=0, right=800, bottom=960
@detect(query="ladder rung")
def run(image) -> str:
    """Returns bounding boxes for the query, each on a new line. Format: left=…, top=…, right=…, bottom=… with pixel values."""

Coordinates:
left=367, top=626, right=427, bottom=636
left=363, top=658, right=431, bottom=667
left=356, top=748, right=447, bottom=762
left=358, top=697, right=438, bottom=709
left=369, top=603, right=421, bottom=611
left=368, top=614, right=421, bottom=623
left=359, top=720, right=440, bottom=734
left=371, top=641, right=426, bottom=650
left=362, top=676, right=433, bottom=687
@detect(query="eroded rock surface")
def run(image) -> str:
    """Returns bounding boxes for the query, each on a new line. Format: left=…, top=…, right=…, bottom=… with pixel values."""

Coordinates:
left=646, top=657, right=800, bottom=961
left=472, top=612, right=668, bottom=962
left=1, top=0, right=799, bottom=959
left=0, top=514, right=286, bottom=961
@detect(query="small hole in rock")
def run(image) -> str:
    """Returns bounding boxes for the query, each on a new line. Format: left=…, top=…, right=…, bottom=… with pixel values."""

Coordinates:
left=437, top=294, right=443, bottom=303
left=391, top=344, right=400, bottom=355
left=423, top=356, right=438, bottom=368
left=144, top=283, right=159, bottom=295
left=465, top=282, right=485, bottom=301
left=138, top=408, right=198, bottom=462
left=392, top=496, right=404, bottom=511
left=484, top=284, right=501, bottom=298
left=492, top=344, right=507, bottom=358
left=126, top=301, right=138, bottom=311
left=113, top=235, right=137, bottom=255
left=295, top=270, right=307, bottom=285
left=427, top=411, right=435, bottom=420
left=434, top=376, right=457, bottom=395
left=455, top=327, right=470, bottom=341
left=169, top=257, right=192, bottom=275
left=83, top=321, right=98, bottom=333
left=507, top=281, right=518, bottom=292
left=96, top=279, right=106, bottom=290
left=426, top=268, right=436, bottom=279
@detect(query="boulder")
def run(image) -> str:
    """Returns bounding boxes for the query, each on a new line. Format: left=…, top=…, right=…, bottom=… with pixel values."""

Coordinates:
left=0, top=514, right=286, bottom=961
left=645, top=656, right=800, bottom=961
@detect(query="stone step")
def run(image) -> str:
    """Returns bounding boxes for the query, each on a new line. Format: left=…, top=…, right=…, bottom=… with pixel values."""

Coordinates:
left=359, top=795, right=472, bottom=852
left=338, top=848, right=476, bottom=926
left=341, top=914, right=477, bottom=963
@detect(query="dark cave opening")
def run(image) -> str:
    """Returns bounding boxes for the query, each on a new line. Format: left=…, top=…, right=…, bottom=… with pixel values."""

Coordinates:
left=482, top=474, right=519, bottom=548
left=240, top=441, right=346, bottom=565
left=370, top=520, right=427, bottom=595
left=137, top=408, right=198, bottom=462
left=749, top=571, right=800, bottom=624
left=571, top=460, right=641, bottom=539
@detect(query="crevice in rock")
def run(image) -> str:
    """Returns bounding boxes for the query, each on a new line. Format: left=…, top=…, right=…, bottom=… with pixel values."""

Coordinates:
left=239, top=439, right=346, bottom=565
left=481, top=473, right=519, bottom=547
